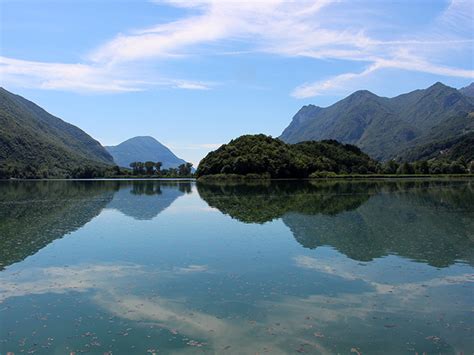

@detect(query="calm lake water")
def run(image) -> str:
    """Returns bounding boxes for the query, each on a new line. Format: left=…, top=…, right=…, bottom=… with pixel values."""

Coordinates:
left=0, top=179, right=473, bottom=354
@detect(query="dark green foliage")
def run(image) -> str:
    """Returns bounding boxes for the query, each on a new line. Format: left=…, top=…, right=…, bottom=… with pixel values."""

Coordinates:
left=399, top=131, right=474, bottom=163
left=381, top=160, right=399, bottom=174
left=0, top=88, right=114, bottom=178
left=178, top=162, right=193, bottom=176
left=126, top=161, right=194, bottom=177
left=145, top=161, right=155, bottom=175
left=280, top=82, right=474, bottom=161
left=196, top=134, right=378, bottom=178
left=413, top=160, right=430, bottom=174
left=399, top=131, right=474, bottom=174
left=397, top=162, right=415, bottom=175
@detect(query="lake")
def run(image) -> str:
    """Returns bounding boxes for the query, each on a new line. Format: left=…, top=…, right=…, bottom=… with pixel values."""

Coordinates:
left=0, top=179, right=473, bottom=354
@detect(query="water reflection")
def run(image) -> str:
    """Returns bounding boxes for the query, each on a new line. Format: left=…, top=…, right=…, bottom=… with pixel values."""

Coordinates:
left=106, top=181, right=192, bottom=220
left=1, top=180, right=473, bottom=270
left=197, top=180, right=373, bottom=223
left=0, top=181, right=115, bottom=270
left=0, top=179, right=473, bottom=354
left=0, top=180, right=192, bottom=269
left=198, top=180, right=474, bottom=267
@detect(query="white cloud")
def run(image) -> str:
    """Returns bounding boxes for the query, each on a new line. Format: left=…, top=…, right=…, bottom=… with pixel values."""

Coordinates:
left=0, top=56, right=213, bottom=93
left=89, top=0, right=474, bottom=97
left=90, top=0, right=355, bottom=65
left=1, top=0, right=472, bottom=95
left=294, top=254, right=474, bottom=300
left=292, top=63, right=380, bottom=98
left=0, top=56, right=142, bottom=93
left=2, top=258, right=472, bottom=352
left=173, top=80, right=212, bottom=90
left=292, top=52, right=474, bottom=98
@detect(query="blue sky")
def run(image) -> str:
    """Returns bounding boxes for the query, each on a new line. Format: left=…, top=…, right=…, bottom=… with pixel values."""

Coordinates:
left=1, top=0, right=473, bottom=165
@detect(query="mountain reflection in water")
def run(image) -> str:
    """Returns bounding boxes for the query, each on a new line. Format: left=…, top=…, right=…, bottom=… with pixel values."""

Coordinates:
left=1, top=179, right=473, bottom=269
left=0, top=180, right=192, bottom=269
left=0, top=179, right=473, bottom=354
left=197, top=180, right=474, bottom=267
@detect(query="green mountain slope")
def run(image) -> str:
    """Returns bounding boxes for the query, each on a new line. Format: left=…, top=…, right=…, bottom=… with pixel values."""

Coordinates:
left=399, top=131, right=474, bottom=163
left=106, top=136, right=186, bottom=169
left=460, top=82, right=474, bottom=98
left=196, top=134, right=378, bottom=178
left=0, top=88, right=114, bottom=177
left=280, top=82, right=474, bottom=161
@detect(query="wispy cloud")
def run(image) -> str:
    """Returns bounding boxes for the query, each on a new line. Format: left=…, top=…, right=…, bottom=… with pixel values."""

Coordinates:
left=1, top=0, right=472, bottom=95
left=173, top=80, right=212, bottom=90
left=0, top=56, right=143, bottom=93
left=0, top=56, right=213, bottom=94
left=292, top=51, right=474, bottom=98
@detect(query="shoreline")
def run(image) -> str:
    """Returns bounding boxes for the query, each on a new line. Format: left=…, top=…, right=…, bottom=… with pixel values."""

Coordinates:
left=1, top=174, right=474, bottom=182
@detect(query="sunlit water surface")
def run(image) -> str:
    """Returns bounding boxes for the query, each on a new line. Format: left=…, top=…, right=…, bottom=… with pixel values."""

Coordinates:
left=0, top=179, right=473, bottom=354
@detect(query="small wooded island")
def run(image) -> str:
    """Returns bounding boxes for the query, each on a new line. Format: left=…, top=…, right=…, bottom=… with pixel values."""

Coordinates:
left=196, top=134, right=474, bottom=179
left=196, top=134, right=378, bottom=178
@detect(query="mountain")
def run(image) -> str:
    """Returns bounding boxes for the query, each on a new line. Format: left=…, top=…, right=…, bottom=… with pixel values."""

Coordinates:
left=280, top=82, right=474, bottom=161
left=398, top=131, right=474, bottom=163
left=460, top=82, right=474, bottom=98
left=106, top=136, right=187, bottom=169
left=0, top=87, right=114, bottom=177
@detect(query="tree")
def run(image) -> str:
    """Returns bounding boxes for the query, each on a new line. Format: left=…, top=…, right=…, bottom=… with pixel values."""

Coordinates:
left=449, top=161, right=466, bottom=174
left=112, top=165, right=121, bottom=176
left=397, top=162, right=414, bottom=175
left=414, top=160, right=429, bottom=174
left=168, top=168, right=178, bottom=176
left=185, top=162, right=193, bottom=175
left=136, top=162, right=145, bottom=175
left=155, top=162, right=162, bottom=175
left=383, top=160, right=399, bottom=174
left=467, top=161, right=474, bottom=173
left=178, top=162, right=193, bottom=176
left=145, top=161, right=155, bottom=175
left=130, top=162, right=138, bottom=175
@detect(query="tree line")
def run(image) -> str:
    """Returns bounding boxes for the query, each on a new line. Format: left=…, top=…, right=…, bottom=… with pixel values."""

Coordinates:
left=0, top=161, right=194, bottom=179
left=128, top=161, right=194, bottom=177
left=379, top=159, right=474, bottom=175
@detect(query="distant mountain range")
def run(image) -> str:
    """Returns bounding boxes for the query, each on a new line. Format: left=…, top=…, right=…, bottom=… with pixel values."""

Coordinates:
left=0, top=87, right=114, bottom=177
left=280, top=82, right=474, bottom=161
left=1, top=82, right=473, bottom=179
left=106, top=136, right=187, bottom=169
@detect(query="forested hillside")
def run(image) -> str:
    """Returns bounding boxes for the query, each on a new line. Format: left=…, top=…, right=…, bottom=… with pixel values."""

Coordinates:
left=0, top=88, right=114, bottom=178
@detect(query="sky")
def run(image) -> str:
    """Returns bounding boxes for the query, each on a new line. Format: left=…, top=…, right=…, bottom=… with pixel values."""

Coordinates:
left=1, top=0, right=473, bottom=166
